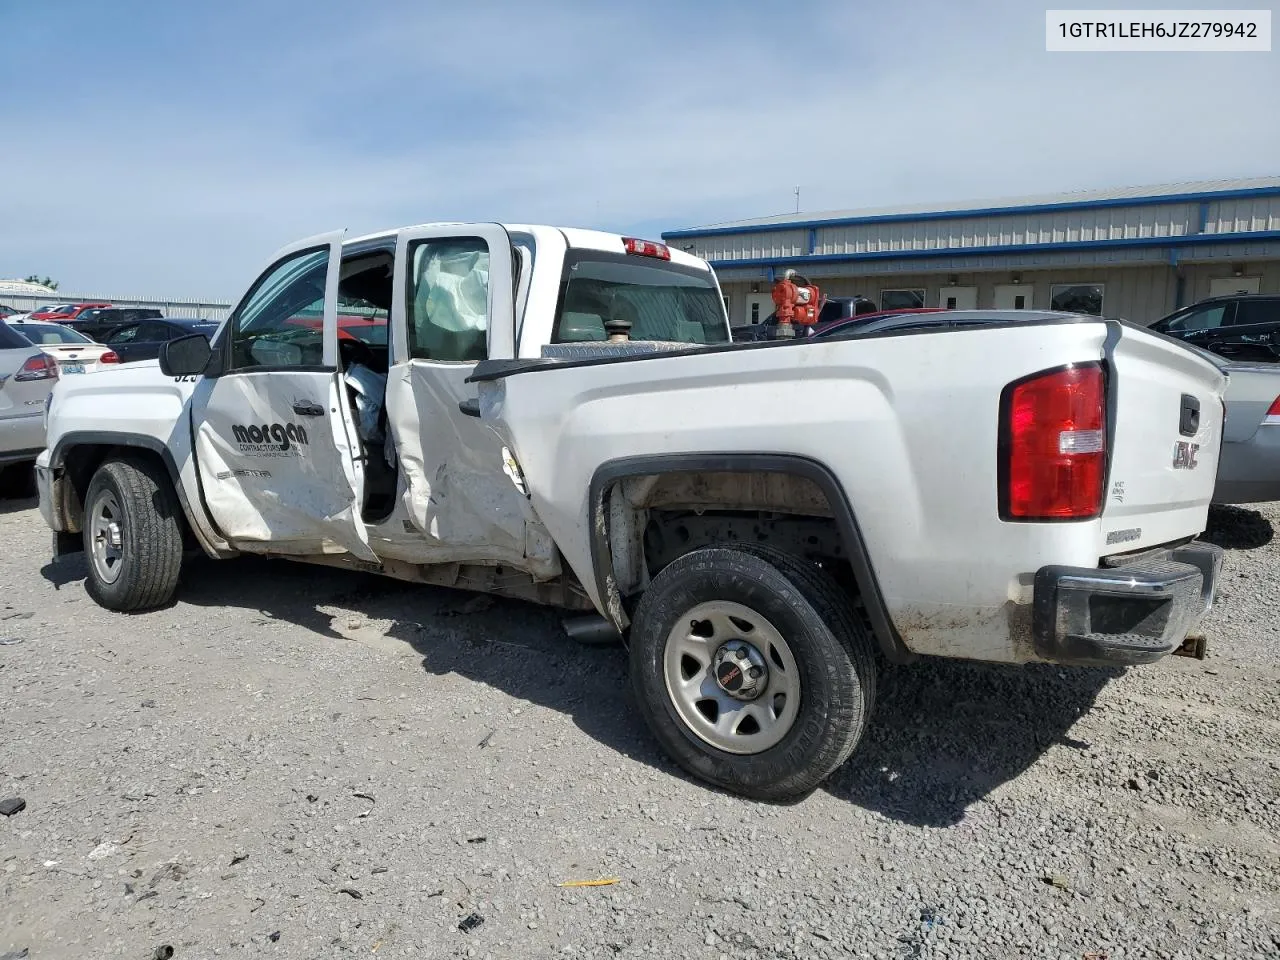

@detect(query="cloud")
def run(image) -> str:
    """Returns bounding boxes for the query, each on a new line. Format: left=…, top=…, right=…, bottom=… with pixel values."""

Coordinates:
left=0, top=0, right=1276, bottom=296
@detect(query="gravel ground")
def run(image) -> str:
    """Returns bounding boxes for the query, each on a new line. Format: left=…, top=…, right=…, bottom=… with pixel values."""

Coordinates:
left=1, top=496, right=1278, bottom=960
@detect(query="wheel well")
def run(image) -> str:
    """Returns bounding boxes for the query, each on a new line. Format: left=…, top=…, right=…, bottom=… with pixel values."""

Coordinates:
left=55, top=444, right=182, bottom=536
left=591, top=459, right=913, bottom=663
left=603, top=470, right=847, bottom=594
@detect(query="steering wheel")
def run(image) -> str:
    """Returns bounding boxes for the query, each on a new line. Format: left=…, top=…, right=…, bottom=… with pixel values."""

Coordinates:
left=338, top=336, right=381, bottom=372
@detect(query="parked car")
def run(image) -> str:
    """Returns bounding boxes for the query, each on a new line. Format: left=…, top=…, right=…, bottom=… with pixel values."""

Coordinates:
left=0, top=304, right=18, bottom=319
left=6, top=319, right=119, bottom=375
left=1148, top=294, right=1280, bottom=363
left=39, top=222, right=1226, bottom=800
left=63, top=307, right=165, bottom=342
left=731, top=295, right=881, bottom=341
left=1200, top=354, right=1280, bottom=504
left=0, top=320, right=58, bottom=493
left=30, top=302, right=112, bottom=322
left=101, top=317, right=221, bottom=362
left=284, top=313, right=388, bottom=344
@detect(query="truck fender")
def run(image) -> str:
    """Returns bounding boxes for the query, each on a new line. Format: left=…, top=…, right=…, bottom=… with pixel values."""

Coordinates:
left=47, top=429, right=232, bottom=559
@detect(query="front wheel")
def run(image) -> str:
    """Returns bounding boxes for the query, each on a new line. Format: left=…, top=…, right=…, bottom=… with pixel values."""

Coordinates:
left=82, top=457, right=185, bottom=611
left=629, top=545, right=876, bottom=800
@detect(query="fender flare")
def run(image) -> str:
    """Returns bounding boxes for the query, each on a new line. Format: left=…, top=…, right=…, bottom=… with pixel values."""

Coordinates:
left=587, top=453, right=913, bottom=663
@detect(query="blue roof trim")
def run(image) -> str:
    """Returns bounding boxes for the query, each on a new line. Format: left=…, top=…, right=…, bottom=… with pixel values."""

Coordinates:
left=704, top=229, right=1280, bottom=269
left=663, top=185, right=1280, bottom=239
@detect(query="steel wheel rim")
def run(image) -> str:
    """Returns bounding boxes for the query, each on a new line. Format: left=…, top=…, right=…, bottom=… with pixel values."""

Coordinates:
left=89, top=490, right=125, bottom=585
left=663, top=600, right=801, bottom=755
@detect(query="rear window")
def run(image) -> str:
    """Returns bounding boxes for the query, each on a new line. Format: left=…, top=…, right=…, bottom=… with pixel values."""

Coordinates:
left=0, top=323, right=30, bottom=349
left=552, top=254, right=728, bottom=345
left=12, top=322, right=92, bottom=345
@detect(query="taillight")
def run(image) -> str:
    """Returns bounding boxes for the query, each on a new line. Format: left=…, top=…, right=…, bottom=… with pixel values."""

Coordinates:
left=999, top=363, right=1106, bottom=521
left=1261, top=395, right=1280, bottom=425
left=14, top=353, right=59, bottom=382
left=100, top=351, right=120, bottom=364
left=622, top=237, right=671, bottom=260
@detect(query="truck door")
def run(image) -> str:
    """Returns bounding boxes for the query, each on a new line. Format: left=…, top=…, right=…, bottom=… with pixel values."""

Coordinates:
left=190, top=231, right=376, bottom=561
left=380, top=224, right=549, bottom=571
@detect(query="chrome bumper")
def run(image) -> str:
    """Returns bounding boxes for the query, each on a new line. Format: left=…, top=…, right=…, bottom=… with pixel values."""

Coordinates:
left=1032, top=541, right=1223, bottom=666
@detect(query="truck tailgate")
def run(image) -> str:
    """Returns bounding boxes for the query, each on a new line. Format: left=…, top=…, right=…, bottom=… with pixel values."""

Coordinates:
left=1102, top=325, right=1226, bottom=551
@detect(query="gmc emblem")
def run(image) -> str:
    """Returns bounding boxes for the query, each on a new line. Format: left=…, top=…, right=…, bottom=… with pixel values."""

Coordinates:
left=1172, top=441, right=1200, bottom=470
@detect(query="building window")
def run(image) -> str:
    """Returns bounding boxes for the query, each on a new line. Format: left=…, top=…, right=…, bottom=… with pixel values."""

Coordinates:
left=750, top=301, right=762, bottom=323
left=880, top=288, right=926, bottom=311
left=1050, top=283, right=1105, bottom=316
left=722, top=294, right=731, bottom=316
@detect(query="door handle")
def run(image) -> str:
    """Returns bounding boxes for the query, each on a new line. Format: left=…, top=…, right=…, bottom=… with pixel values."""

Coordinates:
left=458, top=398, right=481, bottom=418
left=292, top=401, right=325, bottom=417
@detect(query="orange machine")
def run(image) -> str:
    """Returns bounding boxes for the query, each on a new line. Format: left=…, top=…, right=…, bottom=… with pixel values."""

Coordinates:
left=770, top=270, right=822, bottom=338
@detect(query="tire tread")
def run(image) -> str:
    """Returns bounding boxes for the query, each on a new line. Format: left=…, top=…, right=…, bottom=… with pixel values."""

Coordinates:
left=83, top=456, right=184, bottom=611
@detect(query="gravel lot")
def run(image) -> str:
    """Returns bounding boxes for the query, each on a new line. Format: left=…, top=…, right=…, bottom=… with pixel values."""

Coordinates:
left=1, top=495, right=1278, bottom=959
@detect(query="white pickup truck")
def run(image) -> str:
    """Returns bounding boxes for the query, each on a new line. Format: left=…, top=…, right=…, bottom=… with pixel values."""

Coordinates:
left=38, top=223, right=1227, bottom=799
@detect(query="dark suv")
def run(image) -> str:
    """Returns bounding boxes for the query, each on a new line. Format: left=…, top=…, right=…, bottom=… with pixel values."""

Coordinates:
left=62, top=307, right=165, bottom=342
left=1149, top=294, right=1280, bottom=363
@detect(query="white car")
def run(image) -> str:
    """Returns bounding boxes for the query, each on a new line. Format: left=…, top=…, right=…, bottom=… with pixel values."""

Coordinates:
left=37, top=222, right=1228, bottom=799
left=1, top=321, right=58, bottom=490
left=6, top=320, right=119, bottom=375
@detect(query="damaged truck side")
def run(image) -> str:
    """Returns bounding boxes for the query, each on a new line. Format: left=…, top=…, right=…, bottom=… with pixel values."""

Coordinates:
left=37, top=223, right=1227, bottom=799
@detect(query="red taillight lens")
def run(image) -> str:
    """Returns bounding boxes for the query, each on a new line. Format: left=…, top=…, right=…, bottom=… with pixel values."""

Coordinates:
left=1000, top=363, right=1106, bottom=521
left=100, top=351, right=120, bottom=364
left=1264, top=395, right=1280, bottom=425
left=14, top=353, right=59, bottom=382
left=622, top=237, right=671, bottom=260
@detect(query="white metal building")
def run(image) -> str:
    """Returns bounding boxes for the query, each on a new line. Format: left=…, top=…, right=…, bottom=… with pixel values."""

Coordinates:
left=662, top=177, right=1280, bottom=327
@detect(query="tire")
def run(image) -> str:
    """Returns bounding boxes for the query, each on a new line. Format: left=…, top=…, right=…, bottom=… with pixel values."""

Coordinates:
left=629, top=545, right=876, bottom=800
left=82, top=456, right=184, bottom=611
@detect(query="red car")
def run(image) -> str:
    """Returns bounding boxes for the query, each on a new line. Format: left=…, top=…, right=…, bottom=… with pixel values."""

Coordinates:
left=30, top=302, right=112, bottom=322
left=285, top=314, right=387, bottom=344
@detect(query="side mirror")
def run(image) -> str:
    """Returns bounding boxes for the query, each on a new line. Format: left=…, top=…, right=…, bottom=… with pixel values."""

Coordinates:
left=159, top=334, right=213, bottom=377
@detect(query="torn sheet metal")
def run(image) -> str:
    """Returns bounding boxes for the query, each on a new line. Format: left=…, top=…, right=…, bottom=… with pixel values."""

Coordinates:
left=192, top=371, right=377, bottom=561
left=379, top=361, right=560, bottom=580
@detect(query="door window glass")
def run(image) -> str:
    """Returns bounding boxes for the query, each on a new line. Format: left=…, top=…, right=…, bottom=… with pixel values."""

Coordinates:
left=407, top=238, right=490, bottom=362
left=229, top=247, right=328, bottom=369
left=1049, top=283, right=1105, bottom=316
left=138, top=321, right=172, bottom=340
left=1233, top=300, right=1280, bottom=327
left=107, top=324, right=140, bottom=343
left=1164, top=304, right=1228, bottom=332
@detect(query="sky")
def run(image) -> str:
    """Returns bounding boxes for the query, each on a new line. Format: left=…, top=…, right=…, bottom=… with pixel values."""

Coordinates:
left=1, top=0, right=1277, bottom=298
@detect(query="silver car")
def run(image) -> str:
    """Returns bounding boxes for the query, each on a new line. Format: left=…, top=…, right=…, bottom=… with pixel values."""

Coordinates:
left=1210, top=358, right=1280, bottom=504
left=1, top=321, right=58, bottom=491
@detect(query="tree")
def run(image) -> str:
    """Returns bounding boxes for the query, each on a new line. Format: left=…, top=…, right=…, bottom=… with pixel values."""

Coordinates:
left=23, top=274, right=59, bottom=290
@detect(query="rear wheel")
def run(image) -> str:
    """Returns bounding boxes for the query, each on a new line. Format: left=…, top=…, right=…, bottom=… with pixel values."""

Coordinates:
left=629, top=545, right=876, bottom=800
left=82, top=457, right=184, bottom=611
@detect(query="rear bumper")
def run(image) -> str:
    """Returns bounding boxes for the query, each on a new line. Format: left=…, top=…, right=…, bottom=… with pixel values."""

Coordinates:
left=1032, top=541, right=1222, bottom=666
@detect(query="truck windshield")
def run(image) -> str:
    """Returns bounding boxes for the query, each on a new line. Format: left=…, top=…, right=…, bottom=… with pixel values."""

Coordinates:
left=553, top=254, right=728, bottom=345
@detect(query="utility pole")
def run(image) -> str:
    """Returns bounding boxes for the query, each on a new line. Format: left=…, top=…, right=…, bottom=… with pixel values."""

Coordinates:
left=794, top=186, right=800, bottom=213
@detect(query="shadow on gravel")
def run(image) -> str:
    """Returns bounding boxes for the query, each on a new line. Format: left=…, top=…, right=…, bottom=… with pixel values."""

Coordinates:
left=824, top=659, right=1120, bottom=827
left=52, top=554, right=663, bottom=768
left=0, top=493, right=38, bottom=515
left=39, top=552, right=1120, bottom=826
left=1202, top=504, right=1274, bottom=550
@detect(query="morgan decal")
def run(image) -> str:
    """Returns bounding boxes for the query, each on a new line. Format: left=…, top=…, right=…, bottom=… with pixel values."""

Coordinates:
left=231, top=422, right=309, bottom=456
